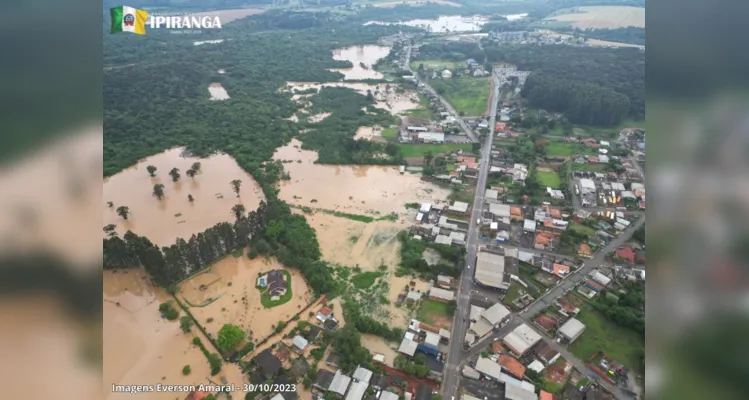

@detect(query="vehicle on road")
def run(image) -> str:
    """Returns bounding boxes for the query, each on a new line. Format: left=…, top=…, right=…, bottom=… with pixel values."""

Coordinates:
left=467, top=264, right=471, bottom=269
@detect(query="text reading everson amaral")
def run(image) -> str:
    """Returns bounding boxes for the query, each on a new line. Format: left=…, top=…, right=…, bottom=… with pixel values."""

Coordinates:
left=112, top=383, right=236, bottom=394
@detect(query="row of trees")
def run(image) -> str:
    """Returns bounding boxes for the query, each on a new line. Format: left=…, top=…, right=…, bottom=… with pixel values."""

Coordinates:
left=413, top=42, right=485, bottom=64
left=397, top=231, right=464, bottom=278
left=596, top=282, right=645, bottom=334
left=555, top=27, right=645, bottom=46
left=522, top=73, right=631, bottom=126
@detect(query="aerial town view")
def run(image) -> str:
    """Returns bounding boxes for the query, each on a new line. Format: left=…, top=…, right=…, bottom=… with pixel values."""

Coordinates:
left=103, top=1, right=645, bottom=400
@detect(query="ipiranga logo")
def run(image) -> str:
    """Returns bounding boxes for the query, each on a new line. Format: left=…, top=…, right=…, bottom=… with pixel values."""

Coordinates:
left=110, top=5, right=223, bottom=35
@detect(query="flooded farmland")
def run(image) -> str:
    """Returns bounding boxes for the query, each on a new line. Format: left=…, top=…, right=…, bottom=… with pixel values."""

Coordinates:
left=208, top=83, right=230, bottom=100
left=103, top=147, right=264, bottom=247
left=330, top=45, right=391, bottom=80
left=273, top=138, right=451, bottom=216
left=178, top=250, right=314, bottom=342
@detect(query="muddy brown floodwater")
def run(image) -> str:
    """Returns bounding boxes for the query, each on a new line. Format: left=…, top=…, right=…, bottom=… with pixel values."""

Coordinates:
left=104, top=268, right=245, bottom=400
left=103, top=147, right=264, bottom=248
left=329, top=45, right=391, bottom=80
left=286, top=82, right=422, bottom=116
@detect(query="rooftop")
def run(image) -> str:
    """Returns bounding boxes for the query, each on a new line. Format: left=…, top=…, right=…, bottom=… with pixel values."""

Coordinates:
left=292, top=335, right=309, bottom=351
left=559, top=318, right=586, bottom=340
left=429, top=287, right=455, bottom=301
left=253, top=349, right=282, bottom=377
left=398, top=338, right=418, bottom=356
left=482, top=303, right=511, bottom=325
left=449, top=201, right=470, bottom=213
left=498, top=354, right=526, bottom=378
left=329, top=370, right=352, bottom=396
left=503, top=323, right=543, bottom=355
left=381, top=391, right=399, bottom=400
left=475, top=357, right=502, bottom=380
left=313, top=369, right=335, bottom=389
left=353, top=366, right=373, bottom=383
left=475, top=251, right=506, bottom=289
left=345, top=380, right=368, bottom=400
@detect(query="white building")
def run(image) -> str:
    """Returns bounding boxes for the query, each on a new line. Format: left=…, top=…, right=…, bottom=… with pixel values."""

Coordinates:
left=503, top=324, right=542, bottom=356
left=523, top=219, right=536, bottom=232
left=345, top=381, right=368, bottom=400
left=420, top=203, right=432, bottom=213
left=485, top=189, right=500, bottom=202
left=380, top=392, right=399, bottom=400
left=448, top=201, right=470, bottom=213
left=579, top=178, right=596, bottom=193
left=329, top=370, right=352, bottom=396
left=512, top=164, right=528, bottom=182
left=418, top=132, right=445, bottom=143
left=441, top=69, right=453, bottom=79
left=475, top=357, right=502, bottom=380
left=428, top=287, right=455, bottom=302
left=398, top=338, right=418, bottom=356
left=599, top=140, right=610, bottom=147
left=292, top=335, right=309, bottom=352
left=353, top=366, right=373, bottom=383
left=475, top=251, right=506, bottom=289
left=489, top=203, right=511, bottom=219
left=558, top=318, right=586, bottom=343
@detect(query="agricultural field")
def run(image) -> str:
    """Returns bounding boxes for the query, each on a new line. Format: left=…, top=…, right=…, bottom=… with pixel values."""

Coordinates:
left=397, top=143, right=473, bottom=157
left=569, top=302, right=645, bottom=373
left=546, top=142, right=575, bottom=157
left=536, top=170, right=561, bottom=188
left=429, top=77, right=491, bottom=116
left=542, top=6, right=645, bottom=29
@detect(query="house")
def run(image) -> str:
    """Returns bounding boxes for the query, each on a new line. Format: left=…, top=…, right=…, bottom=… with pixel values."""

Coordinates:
left=353, top=366, right=373, bottom=383
left=317, top=306, right=333, bottom=322
left=448, top=201, right=470, bottom=214
left=290, top=358, right=310, bottom=378
left=527, top=360, right=545, bottom=374
left=292, top=335, right=309, bottom=353
left=552, top=262, right=571, bottom=277
left=582, top=138, right=599, bottom=148
left=535, top=231, right=556, bottom=250
left=370, top=373, right=389, bottom=390
left=307, top=325, right=322, bottom=342
left=539, top=390, right=556, bottom=400
left=428, top=287, right=455, bottom=302
left=325, top=352, right=341, bottom=368
left=329, top=370, right=352, bottom=396
left=406, top=291, right=422, bottom=303
left=615, top=247, right=636, bottom=263
left=253, top=349, right=282, bottom=377
left=510, top=206, right=524, bottom=221
left=258, top=270, right=288, bottom=299
left=380, top=392, right=399, bottom=400
left=557, top=318, right=585, bottom=343
left=485, top=189, right=500, bottom=202
left=489, top=203, right=511, bottom=219
left=503, top=323, right=543, bottom=356
left=578, top=243, right=593, bottom=258
left=505, top=383, right=538, bottom=400
left=418, top=132, right=445, bottom=143
left=533, top=341, right=560, bottom=365
left=524, top=219, right=537, bottom=232
left=513, top=164, right=529, bottom=182
left=590, top=270, right=612, bottom=286
left=441, top=69, right=453, bottom=79
left=345, top=381, right=368, bottom=400
left=498, top=355, right=526, bottom=379
left=398, top=337, right=418, bottom=356
left=437, top=274, right=454, bottom=289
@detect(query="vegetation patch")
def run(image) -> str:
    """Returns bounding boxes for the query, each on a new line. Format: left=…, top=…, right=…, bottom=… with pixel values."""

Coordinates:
left=416, top=299, right=455, bottom=326
left=259, top=270, right=293, bottom=308
left=571, top=163, right=607, bottom=172
left=545, top=142, right=575, bottom=157
left=290, top=204, right=397, bottom=223
left=536, top=170, right=561, bottom=188
left=569, top=222, right=597, bottom=237
left=381, top=127, right=399, bottom=138
left=397, top=143, right=472, bottom=158
left=429, top=77, right=491, bottom=116
left=351, top=271, right=384, bottom=289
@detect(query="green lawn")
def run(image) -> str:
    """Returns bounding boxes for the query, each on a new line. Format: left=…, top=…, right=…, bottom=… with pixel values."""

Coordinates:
left=407, top=94, right=434, bottom=120
left=410, top=59, right=462, bottom=71
left=381, top=127, right=399, bottom=139
left=397, top=143, right=472, bottom=158
left=351, top=271, right=383, bottom=289
left=417, top=299, right=453, bottom=326
left=569, top=222, right=597, bottom=237
left=503, top=283, right=522, bottom=306
left=546, top=142, right=574, bottom=157
left=430, top=77, right=491, bottom=116
left=259, top=270, right=293, bottom=308
left=536, top=171, right=561, bottom=188
left=571, top=163, right=607, bottom=172
left=569, top=303, right=645, bottom=373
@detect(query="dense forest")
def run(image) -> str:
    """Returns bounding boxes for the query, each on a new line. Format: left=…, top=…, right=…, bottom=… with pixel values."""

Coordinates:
left=413, top=42, right=485, bottom=63
left=557, top=27, right=645, bottom=46
left=522, top=73, right=630, bottom=125
left=483, top=44, right=644, bottom=120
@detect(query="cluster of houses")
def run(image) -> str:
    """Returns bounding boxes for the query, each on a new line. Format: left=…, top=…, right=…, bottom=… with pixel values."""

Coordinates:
left=410, top=201, right=470, bottom=246
left=430, top=58, right=491, bottom=80
left=311, top=364, right=421, bottom=400
left=575, top=174, right=645, bottom=210
left=488, top=30, right=585, bottom=46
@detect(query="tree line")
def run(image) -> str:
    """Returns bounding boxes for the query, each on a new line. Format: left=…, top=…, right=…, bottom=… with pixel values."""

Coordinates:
left=413, top=42, right=485, bottom=64
left=522, top=73, right=631, bottom=126
left=557, top=27, right=645, bottom=46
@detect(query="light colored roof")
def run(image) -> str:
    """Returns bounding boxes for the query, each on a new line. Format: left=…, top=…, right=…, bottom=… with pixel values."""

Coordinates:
left=425, top=331, right=441, bottom=347
left=489, top=203, right=511, bottom=218
left=418, top=132, right=445, bottom=142
left=470, top=318, right=493, bottom=338
left=527, top=360, right=545, bottom=374
left=270, top=394, right=285, bottom=400
left=463, top=396, right=481, bottom=400
left=611, top=182, right=626, bottom=191
left=449, top=201, right=469, bottom=213
left=398, top=338, right=418, bottom=356
left=373, top=354, right=385, bottom=362
left=485, top=189, right=499, bottom=200
left=475, top=357, right=502, bottom=379
left=599, top=140, right=610, bottom=146
left=475, top=251, right=506, bottom=288
left=345, top=380, right=368, bottom=400
left=462, top=366, right=481, bottom=380
left=504, top=381, right=538, bottom=400
left=420, top=203, right=432, bottom=213
left=437, top=275, right=452, bottom=284
left=470, top=305, right=486, bottom=321
left=407, top=291, right=421, bottom=301
left=483, top=303, right=511, bottom=325
left=429, top=287, right=455, bottom=301
left=579, top=178, right=596, bottom=191
left=329, top=370, right=352, bottom=395
left=503, top=324, right=542, bottom=355
left=631, top=182, right=645, bottom=191
left=353, top=366, right=373, bottom=383
left=621, top=190, right=636, bottom=199
left=559, top=318, right=586, bottom=340
left=292, top=335, right=309, bottom=350
left=449, top=231, right=466, bottom=243
left=439, top=328, right=451, bottom=339
left=380, top=391, right=399, bottom=400
left=490, top=222, right=498, bottom=230
left=416, top=212, right=424, bottom=221
left=591, top=271, right=611, bottom=286
left=435, top=234, right=452, bottom=245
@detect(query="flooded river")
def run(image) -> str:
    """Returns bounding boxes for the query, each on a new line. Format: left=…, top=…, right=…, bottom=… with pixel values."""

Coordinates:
left=330, top=45, right=391, bottom=80
left=103, top=147, right=264, bottom=247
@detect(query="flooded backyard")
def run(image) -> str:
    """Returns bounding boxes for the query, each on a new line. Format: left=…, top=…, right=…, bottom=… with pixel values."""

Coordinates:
left=273, top=138, right=451, bottom=216
left=208, top=83, right=230, bottom=100
left=103, top=147, right=264, bottom=247
left=330, top=45, right=391, bottom=80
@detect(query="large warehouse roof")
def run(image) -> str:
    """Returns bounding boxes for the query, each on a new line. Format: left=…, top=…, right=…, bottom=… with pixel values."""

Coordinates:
left=475, top=357, right=502, bottom=380
left=475, top=252, right=506, bottom=289
left=503, top=324, right=542, bottom=355
left=483, top=303, right=511, bottom=325
left=558, top=318, right=586, bottom=340
left=489, top=203, right=511, bottom=218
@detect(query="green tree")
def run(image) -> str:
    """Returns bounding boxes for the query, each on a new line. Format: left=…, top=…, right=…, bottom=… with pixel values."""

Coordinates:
left=186, top=169, right=197, bottom=180
left=217, top=323, right=245, bottom=353
left=180, top=316, right=193, bottom=333
left=152, top=183, right=165, bottom=200
left=423, top=151, right=434, bottom=166
left=191, top=162, right=202, bottom=172
left=103, top=224, right=117, bottom=237
left=107, top=201, right=114, bottom=208
left=116, top=206, right=130, bottom=220
left=182, top=365, right=191, bottom=375
left=231, top=204, right=246, bottom=221
left=207, top=353, right=222, bottom=375
left=166, top=308, right=179, bottom=320
left=146, top=165, right=157, bottom=177
left=169, top=168, right=181, bottom=182
left=188, top=194, right=194, bottom=202
left=230, top=179, right=242, bottom=197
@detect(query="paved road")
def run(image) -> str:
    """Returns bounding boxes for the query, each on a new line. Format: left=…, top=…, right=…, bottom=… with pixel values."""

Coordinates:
left=442, top=72, right=501, bottom=400
left=405, top=45, right=480, bottom=143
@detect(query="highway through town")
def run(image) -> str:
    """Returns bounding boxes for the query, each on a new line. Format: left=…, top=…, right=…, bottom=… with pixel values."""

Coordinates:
left=405, top=44, right=479, bottom=143
left=442, top=71, right=501, bottom=400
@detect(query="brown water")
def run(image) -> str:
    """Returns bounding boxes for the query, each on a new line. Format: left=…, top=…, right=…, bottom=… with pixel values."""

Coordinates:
left=103, top=147, right=264, bottom=248
left=387, top=275, right=431, bottom=325
left=273, top=138, right=451, bottom=216
left=285, top=82, right=421, bottom=115
left=360, top=334, right=399, bottom=366
left=179, top=250, right=314, bottom=342
left=208, top=83, right=230, bottom=100
left=329, top=45, right=391, bottom=80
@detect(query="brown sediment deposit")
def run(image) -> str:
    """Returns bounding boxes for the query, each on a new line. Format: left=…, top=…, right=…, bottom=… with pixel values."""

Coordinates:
left=386, top=275, right=431, bottom=325
left=177, top=250, right=314, bottom=342
left=360, top=334, right=399, bottom=366
left=272, top=139, right=451, bottom=216
left=103, top=147, right=265, bottom=247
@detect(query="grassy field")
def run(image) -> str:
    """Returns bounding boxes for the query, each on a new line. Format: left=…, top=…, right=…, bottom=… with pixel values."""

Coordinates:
left=260, top=270, right=293, bottom=308
left=571, top=163, right=607, bottom=172
left=430, top=77, right=491, bottom=116
left=543, top=117, right=643, bottom=139
left=569, top=303, right=645, bottom=373
left=546, top=142, right=574, bottom=157
left=569, top=222, right=597, bottom=237
left=503, top=283, right=522, bottom=306
left=351, top=271, right=384, bottom=289
left=398, top=143, right=472, bottom=157
left=417, top=299, right=453, bottom=326
left=406, top=94, right=434, bottom=120
left=410, top=59, right=462, bottom=71
left=381, top=127, right=399, bottom=139
left=536, top=171, right=561, bottom=188
left=542, top=6, right=645, bottom=29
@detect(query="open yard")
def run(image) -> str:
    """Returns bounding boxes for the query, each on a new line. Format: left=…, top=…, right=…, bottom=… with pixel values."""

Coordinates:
left=569, top=222, right=597, bottom=237
left=429, top=77, right=491, bottom=116
left=569, top=303, right=645, bottom=373
left=381, top=127, right=399, bottom=139
left=542, top=6, right=645, bottom=29
left=259, top=270, right=293, bottom=308
left=542, top=358, right=572, bottom=394
left=398, top=143, right=472, bottom=157
left=410, top=59, right=463, bottom=72
left=571, top=163, right=607, bottom=172
left=416, top=299, right=454, bottom=329
left=536, top=170, right=561, bottom=188
left=546, top=142, right=575, bottom=157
